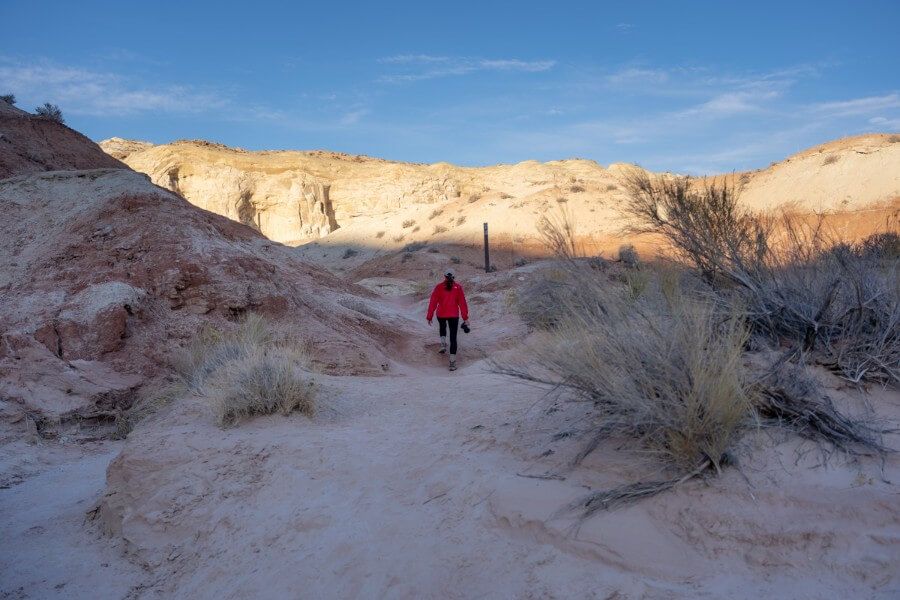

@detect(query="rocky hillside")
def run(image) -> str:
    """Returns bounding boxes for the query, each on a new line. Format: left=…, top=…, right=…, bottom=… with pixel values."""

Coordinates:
left=0, top=101, right=125, bottom=179
left=0, top=117, right=402, bottom=432
left=102, top=135, right=900, bottom=256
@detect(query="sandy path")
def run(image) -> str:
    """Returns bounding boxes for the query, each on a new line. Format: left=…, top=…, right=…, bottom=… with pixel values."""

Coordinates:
left=3, top=284, right=899, bottom=599
left=0, top=440, right=145, bottom=598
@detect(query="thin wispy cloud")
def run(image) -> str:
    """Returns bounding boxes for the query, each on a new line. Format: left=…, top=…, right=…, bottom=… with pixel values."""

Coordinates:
left=339, top=108, right=369, bottom=126
left=377, top=54, right=556, bottom=83
left=811, top=93, right=900, bottom=117
left=0, top=59, right=227, bottom=116
left=2, top=51, right=896, bottom=174
left=606, top=67, right=670, bottom=86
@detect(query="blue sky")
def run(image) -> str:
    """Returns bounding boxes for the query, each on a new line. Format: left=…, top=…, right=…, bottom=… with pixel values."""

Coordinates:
left=2, top=0, right=898, bottom=173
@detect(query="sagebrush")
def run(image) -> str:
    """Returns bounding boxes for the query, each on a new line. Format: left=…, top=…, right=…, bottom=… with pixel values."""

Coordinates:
left=172, top=313, right=315, bottom=426
left=620, top=169, right=900, bottom=384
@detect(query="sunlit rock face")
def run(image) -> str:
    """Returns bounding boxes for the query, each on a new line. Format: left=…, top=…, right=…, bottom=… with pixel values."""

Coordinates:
left=101, top=135, right=900, bottom=251
left=161, top=161, right=338, bottom=244
left=102, top=139, right=466, bottom=245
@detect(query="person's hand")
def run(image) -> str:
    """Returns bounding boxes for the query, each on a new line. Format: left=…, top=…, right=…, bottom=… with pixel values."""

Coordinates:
left=427, top=318, right=432, bottom=326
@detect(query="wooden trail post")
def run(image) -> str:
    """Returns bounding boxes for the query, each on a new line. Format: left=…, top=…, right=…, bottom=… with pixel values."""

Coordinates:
left=483, top=222, right=490, bottom=272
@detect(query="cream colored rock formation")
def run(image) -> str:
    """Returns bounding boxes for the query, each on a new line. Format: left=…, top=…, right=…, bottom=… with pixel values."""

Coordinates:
left=101, top=135, right=900, bottom=253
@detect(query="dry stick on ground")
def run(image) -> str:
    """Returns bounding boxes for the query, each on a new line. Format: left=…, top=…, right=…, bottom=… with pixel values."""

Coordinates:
left=556, top=459, right=713, bottom=520
left=756, top=359, right=893, bottom=457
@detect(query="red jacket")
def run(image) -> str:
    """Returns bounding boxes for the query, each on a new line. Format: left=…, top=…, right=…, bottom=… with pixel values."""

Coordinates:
left=427, top=282, right=469, bottom=321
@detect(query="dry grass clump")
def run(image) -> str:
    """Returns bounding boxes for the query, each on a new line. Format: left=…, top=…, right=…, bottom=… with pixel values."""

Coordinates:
left=618, top=244, right=639, bottom=267
left=456, top=215, right=466, bottom=226
left=513, top=267, right=598, bottom=329
left=433, top=225, right=448, bottom=234
left=375, top=231, right=385, bottom=239
left=822, top=154, right=840, bottom=165
left=500, top=271, right=753, bottom=474
left=429, top=208, right=444, bottom=220
left=620, top=169, right=900, bottom=384
left=888, top=134, right=900, bottom=144
left=402, top=219, right=416, bottom=229
left=115, top=381, right=184, bottom=438
left=172, top=313, right=315, bottom=426
left=208, top=348, right=315, bottom=426
left=468, top=193, right=481, bottom=203
left=412, top=280, right=433, bottom=298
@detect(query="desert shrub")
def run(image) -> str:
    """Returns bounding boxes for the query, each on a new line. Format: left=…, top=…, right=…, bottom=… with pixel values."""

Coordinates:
left=456, top=215, right=466, bottom=226
left=342, top=248, right=358, bottom=259
left=468, top=193, right=481, bottom=203
left=433, top=225, right=448, bottom=234
left=569, top=185, right=585, bottom=193
left=618, top=244, right=639, bottom=268
left=857, top=231, right=900, bottom=260
left=412, top=225, right=420, bottom=233
left=402, top=219, right=416, bottom=229
left=537, top=209, right=579, bottom=258
left=514, top=268, right=598, bottom=329
left=375, top=231, right=385, bottom=239
left=498, top=203, right=892, bottom=516
left=393, top=234, right=405, bottom=242
left=115, top=381, right=184, bottom=438
left=208, top=348, right=315, bottom=426
left=888, top=135, right=900, bottom=144
left=0, top=94, right=15, bottom=105
left=606, top=183, right=618, bottom=191
left=413, top=280, right=432, bottom=298
left=556, top=196, right=568, bottom=203
left=403, top=241, right=427, bottom=252
left=173, top=313, right=271, bottom=390
left=499, top=271, right=753, bottom=473
left=450, top=256, right=461, bottom=264
left=620, top=169, right=900, bottom=384
left=171, top=313, right=315, bottom=425
left=427, top=247, right=440, bottom=253
left=822, top=154, right=839, bottom=165
left=35, top=102, right=64, bottom=123
left=500, top=192, right=513, bottom=199
left=514, top=257, right=528, bottom=267
left=429, top=208, right=443, bottom=220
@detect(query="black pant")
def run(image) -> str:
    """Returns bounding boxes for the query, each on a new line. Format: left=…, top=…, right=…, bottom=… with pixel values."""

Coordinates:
left=438, top=317, right=459, bottom=355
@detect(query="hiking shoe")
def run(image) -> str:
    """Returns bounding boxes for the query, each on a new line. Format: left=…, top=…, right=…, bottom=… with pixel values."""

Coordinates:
left=439, top=347, right=446, bottom=354
left=449, top=361, right=457, bottom=371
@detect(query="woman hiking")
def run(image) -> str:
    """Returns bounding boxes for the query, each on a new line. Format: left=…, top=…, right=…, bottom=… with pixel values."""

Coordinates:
left=426, top=272, right=469, bottom=371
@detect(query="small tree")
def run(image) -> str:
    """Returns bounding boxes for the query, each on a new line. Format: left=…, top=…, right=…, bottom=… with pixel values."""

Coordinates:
left=0, top=94, right=15, bottom=105
left=35, top=102, right=64, bottom=123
